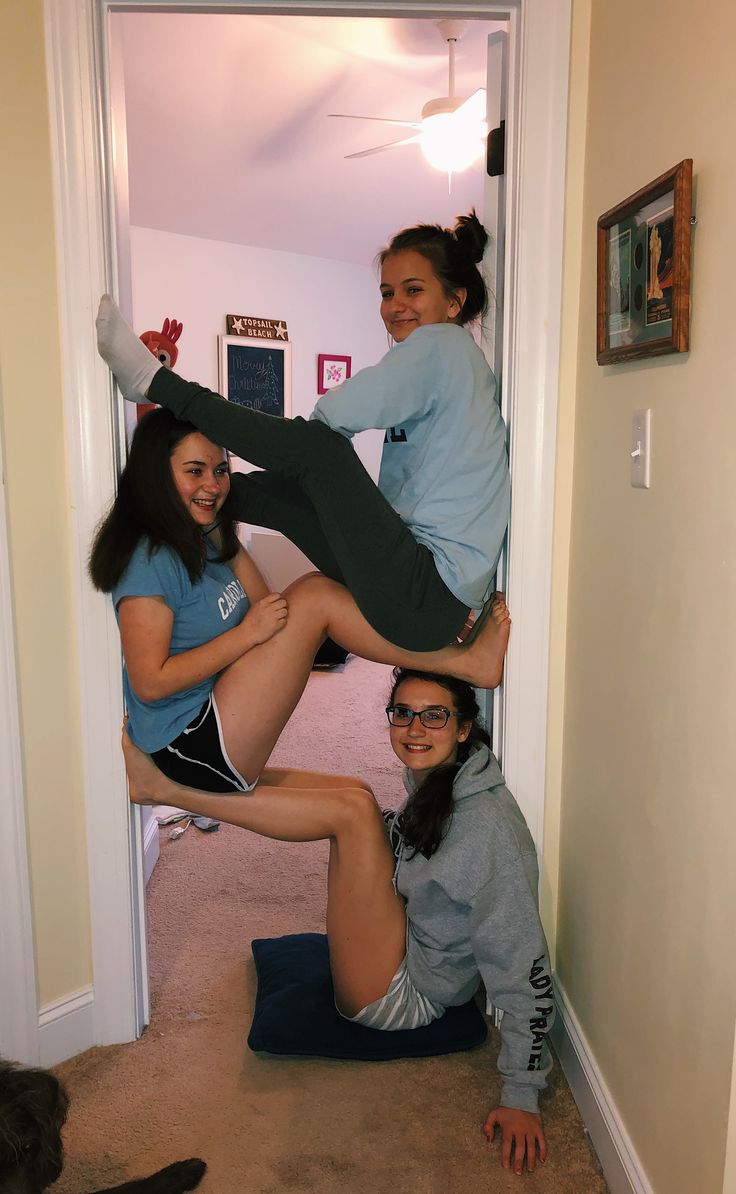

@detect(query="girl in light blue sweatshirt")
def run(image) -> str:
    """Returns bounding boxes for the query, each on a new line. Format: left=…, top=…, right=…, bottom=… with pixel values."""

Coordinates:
left=96, top=212, right=511, bottom=689
left=121, top=667, right=553, bottom=1175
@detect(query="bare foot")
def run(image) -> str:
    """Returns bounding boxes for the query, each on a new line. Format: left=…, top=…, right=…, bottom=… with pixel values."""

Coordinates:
left=122, top=728, right=174, bottom=806
left=456, top=592, right=511, bottom=689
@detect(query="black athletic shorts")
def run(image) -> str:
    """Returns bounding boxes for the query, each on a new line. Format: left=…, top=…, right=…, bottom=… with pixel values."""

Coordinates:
left=151, top=695, right=256, bottom=794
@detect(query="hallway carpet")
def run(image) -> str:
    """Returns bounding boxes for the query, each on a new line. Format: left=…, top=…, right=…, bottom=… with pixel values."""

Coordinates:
left=53, top=658, right=608, bottom=1193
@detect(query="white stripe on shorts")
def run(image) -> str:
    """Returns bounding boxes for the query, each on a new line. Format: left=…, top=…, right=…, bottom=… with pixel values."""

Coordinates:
left=343, top=957, right=445, bottom=1031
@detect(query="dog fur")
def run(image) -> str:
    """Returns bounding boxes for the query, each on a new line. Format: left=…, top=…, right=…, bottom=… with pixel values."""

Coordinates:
left=0, top=1059, right=206, bottom=1194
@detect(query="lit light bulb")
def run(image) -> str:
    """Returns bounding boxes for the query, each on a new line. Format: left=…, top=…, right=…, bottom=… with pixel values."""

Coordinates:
left=420, top=110, right=486, bottom=174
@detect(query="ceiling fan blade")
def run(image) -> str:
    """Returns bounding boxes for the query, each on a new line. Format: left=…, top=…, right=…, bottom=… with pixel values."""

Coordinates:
left=328, top=113, right=421, bottom=130
left=345, top=134, right=422, bottom=160
left=453, top=88, right=487, bottom=123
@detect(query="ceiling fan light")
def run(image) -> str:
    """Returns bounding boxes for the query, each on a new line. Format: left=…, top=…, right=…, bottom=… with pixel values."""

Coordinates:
left=420, top=111, right=485, bottom=174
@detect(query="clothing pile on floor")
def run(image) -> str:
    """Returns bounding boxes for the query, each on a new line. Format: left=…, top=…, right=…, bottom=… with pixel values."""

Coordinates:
left=153, top=805, right=219, bottom=839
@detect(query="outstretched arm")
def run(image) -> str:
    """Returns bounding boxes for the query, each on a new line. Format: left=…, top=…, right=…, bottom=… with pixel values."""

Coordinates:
left=469, top=858, right=554, bottom=1170
left=310, top=327, right=437, bottom=435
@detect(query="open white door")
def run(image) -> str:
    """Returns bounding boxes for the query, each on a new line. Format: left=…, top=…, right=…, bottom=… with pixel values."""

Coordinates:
left=480, top=29, right=509, bottom=760
left=481, top=30, right=508, bottom=390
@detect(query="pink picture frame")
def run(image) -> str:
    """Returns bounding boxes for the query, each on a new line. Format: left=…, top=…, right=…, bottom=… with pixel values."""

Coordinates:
left=317, top=353, right=351, bottom=395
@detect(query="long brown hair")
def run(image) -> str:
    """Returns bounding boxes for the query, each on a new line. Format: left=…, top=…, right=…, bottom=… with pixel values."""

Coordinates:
left=388, top=668, right=490, bottom=859
left=89, top=407, right=239, bottom=592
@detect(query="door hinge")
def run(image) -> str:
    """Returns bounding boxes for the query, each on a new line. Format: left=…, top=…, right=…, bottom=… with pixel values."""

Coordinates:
left=487, top=120, right=505, bottom=177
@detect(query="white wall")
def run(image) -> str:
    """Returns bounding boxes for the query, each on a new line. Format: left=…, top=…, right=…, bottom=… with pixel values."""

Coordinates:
left=130, top=226, right=387, bottom=488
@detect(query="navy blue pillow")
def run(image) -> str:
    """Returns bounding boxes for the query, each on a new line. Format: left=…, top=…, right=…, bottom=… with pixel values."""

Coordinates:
left=247, top=933, right=487, bottom=1061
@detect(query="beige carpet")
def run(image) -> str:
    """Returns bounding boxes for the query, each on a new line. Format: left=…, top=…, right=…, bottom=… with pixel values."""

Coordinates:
left=53, top=658, right=608, bottom=1193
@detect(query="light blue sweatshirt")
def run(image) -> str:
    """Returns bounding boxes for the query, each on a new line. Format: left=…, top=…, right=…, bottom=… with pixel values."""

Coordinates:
left=310, top=324, right=510, bottom=609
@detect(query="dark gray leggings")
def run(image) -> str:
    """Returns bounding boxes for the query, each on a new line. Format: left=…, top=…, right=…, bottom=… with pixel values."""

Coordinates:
left=149, top=368, right=469, bottom=651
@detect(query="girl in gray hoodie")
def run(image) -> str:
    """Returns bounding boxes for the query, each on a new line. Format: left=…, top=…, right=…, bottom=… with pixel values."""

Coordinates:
left=121, top=667, right=553, bottom=1176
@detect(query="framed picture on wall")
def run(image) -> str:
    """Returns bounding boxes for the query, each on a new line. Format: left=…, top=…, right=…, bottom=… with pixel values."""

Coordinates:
left=218, top=335, right=292, bottom=417
left=596, top=158, right=693, bottom=365
left=317, top=353, right=351, bottom=395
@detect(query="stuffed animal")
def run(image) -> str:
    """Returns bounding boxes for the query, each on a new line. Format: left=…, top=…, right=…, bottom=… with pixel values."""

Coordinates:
left=139, top=317, right=183, bottom=369
left=136, top=318, right=183, bottom=421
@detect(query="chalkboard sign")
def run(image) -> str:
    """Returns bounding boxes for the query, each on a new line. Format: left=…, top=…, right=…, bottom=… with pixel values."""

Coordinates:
left=218, top=335, right=292, bottom=418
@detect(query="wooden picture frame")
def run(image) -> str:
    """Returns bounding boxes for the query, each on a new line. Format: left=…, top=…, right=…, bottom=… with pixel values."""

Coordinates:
left=317, top=353, right=351, bottom=395
left=218, top=335, right=292, bottom=417
left=597, top=159, right=692, bottom=365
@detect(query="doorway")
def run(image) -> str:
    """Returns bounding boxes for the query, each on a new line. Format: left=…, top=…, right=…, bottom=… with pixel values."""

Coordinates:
left=39, top=0, right=571, bottom=1052
left=110, top=5, right=507, bottom=1017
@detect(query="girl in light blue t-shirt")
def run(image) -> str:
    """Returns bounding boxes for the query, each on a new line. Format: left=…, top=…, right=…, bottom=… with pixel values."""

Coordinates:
left=96, top=211, right=511, bottom=683
left=90, top=408, right=510, bottom=794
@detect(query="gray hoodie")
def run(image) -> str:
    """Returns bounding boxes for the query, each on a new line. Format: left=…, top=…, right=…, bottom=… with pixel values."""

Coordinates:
left=388, top=742, right=554, bottom=1113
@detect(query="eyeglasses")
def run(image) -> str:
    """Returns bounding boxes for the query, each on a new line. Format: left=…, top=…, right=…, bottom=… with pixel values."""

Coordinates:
left=385, top=704, right=458, bottom=729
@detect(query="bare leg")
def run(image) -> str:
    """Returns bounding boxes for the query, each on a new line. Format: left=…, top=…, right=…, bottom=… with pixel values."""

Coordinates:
left=210, top=573, right=510, bottom=785
left=287, top=574, right=512, bottom=688
left=260, top=766, right=372, bottom=793
left=123, top=735, right=406, bottom=1013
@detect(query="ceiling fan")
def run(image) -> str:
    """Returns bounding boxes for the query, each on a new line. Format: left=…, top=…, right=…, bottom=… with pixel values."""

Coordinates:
left=328, top=20, right=487, bottom=175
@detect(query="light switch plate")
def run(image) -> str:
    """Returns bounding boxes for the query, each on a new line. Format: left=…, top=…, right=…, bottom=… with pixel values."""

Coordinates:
left=631, top=408, right=651, bottom=488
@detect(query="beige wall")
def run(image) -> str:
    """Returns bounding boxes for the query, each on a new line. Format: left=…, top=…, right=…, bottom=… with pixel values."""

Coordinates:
left=0, top=1, right=92, bottom=1005
left=555, top=2, right=736, bottom=1191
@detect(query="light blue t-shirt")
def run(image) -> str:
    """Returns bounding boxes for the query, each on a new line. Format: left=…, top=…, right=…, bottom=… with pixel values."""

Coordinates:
left=310, top=323, right=510, bottom=609
left=112, top=539, right=249, bottom=752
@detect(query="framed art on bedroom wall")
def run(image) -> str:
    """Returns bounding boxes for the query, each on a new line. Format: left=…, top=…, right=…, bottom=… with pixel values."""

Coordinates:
left=317, top=353, right=351, bottom=395
left=218, top=335, right=292, bottom=417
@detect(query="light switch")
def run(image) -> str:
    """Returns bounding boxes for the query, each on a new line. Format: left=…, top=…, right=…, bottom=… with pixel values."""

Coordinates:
left=630, top=408, right=651, bottom=489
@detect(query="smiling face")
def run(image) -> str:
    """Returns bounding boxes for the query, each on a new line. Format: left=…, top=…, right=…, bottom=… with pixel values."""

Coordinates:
left=388, top=676, right=471, bottom=779
left=169, top=432, right=230, bottom=529
left=379, top=250, right=467, bottom=343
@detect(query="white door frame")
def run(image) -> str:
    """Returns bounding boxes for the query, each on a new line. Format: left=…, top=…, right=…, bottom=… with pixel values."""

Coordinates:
left=32, top=0, right=570, bottom=1049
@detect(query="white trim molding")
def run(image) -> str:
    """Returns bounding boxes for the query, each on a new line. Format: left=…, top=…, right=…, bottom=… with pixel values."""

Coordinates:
left=142, top=807, right=161, bottom=888
left=498, top=0, right=571, bottom=850
left=552, top=978, right=654, bottom=1194
left=44, top=0, right=144, bottom=1046
left=38, top=987, right=95, bottom=1070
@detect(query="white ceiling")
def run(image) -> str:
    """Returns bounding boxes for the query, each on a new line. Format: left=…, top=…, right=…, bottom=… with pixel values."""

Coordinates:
left=114, top=12, right=505, bottom=266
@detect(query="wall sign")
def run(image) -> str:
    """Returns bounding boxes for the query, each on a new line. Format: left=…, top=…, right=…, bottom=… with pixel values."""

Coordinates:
left=226, top=314, right=289, bottom=341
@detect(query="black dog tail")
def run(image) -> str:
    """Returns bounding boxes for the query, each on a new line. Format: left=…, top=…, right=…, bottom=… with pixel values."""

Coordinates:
left=89, top=1157, right=207, bottom=1194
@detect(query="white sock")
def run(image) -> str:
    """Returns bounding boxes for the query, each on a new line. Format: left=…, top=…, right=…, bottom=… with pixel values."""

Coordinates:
left=96, top=294, right=163, bottom=403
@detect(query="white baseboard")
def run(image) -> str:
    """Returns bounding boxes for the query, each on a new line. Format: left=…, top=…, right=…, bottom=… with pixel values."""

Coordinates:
left=552, top=977, right=653, bottom=1194
left=142, top=807, right=160, bottom=888
left=38, top=986, right=95, bottom=1068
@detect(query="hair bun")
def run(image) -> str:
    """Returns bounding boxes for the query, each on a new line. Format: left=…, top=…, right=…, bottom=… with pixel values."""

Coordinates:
left=453, top=210, right=488, bottom=263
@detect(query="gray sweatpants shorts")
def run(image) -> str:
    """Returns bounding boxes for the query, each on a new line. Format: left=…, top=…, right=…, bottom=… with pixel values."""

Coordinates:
left=341, top=957, right=445, bottom=1031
